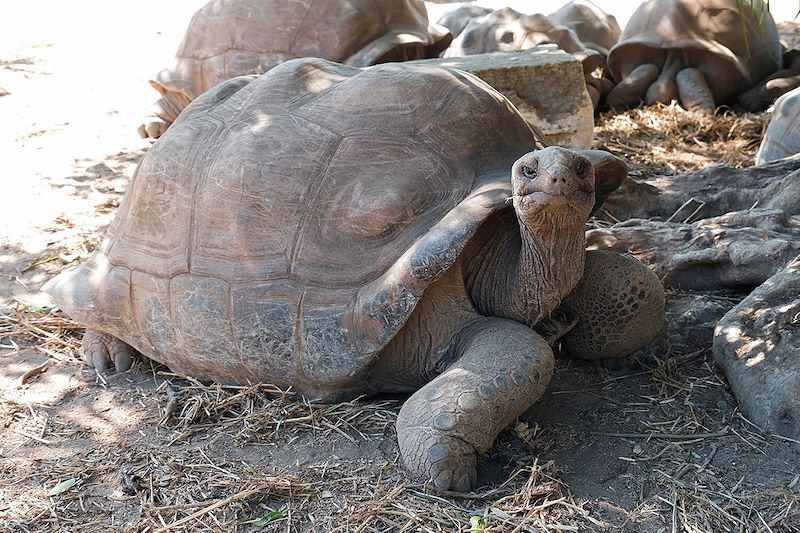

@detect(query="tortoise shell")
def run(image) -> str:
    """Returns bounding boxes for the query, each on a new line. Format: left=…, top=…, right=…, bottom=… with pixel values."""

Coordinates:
left=46, top=58, right=539, bottom=397
left=607, top=0, right=781, bottom=105
left=756, top=85, right=800, bottom=165
left=156, top=0, right=452, bottom=101
left=435, top=5, right=493, bottom=38
left=549, top=0, right=621, bottom=56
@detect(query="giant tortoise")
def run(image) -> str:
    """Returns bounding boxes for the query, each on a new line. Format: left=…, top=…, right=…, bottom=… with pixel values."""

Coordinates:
left=47, top=58, right=664, bottom=491
left=606, top=0, right=781, bottom=112
left=138, top=0, right=452, bottom=138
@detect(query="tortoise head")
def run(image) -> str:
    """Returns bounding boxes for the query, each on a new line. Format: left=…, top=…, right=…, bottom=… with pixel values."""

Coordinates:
left=511, top=146, right=595, bottom=229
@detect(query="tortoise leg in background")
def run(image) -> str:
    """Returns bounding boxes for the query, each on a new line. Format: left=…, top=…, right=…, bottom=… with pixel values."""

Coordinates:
left=396, top=318, right=554, bottom=492
left=137, top=81, right=192, bottom=139
left=739, top=69, right=800, bottom=111
left=675, top=68, right=715, bottom=113
left=766, top=74, right=800, bottom=98
left=82, top=329, right=136, bottom=372
left=605, top=63, right=659, bottom=110
left=558, top=250, right=665, bottom=360
left=645, top=49, right=681, bottom=106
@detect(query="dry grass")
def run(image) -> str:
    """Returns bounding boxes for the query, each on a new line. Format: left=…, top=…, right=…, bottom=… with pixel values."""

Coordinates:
left=158, top=380, right=399, bottom=446
left=2, top=305, right=799, bottom=532
left=0, top=304, right=83, bottom=361
left=593, top=104, right=770, bottom=177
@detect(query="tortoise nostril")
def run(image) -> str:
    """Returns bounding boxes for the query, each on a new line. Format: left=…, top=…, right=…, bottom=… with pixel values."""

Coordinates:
left=560, top=178, right=566, bottom=183
left=551, top=178, right=557, bottom=183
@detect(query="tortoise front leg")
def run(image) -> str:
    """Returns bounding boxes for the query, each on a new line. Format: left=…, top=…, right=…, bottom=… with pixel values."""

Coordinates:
left=645, top=50, right=682, bottom=106
left=766, top=74, right=800, bottom=98
left=739, top=69, right=800, bottom=111
left=396, top=318, right=554, bottom=492
left=137, top=81, right=192, bottom=139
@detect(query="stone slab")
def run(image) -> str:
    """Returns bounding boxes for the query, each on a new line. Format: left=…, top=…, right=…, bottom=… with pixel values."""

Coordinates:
left=407, top=46, right=594, bottom=149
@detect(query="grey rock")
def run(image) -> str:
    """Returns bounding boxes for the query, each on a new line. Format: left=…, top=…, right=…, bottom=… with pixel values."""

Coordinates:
left=409, top=47, right=594, bottom=148
left=587, top=209, right=800, bottom=290
left=601, top=159, right=800, bottom=222
left=714, top=255, right=800, bottom=439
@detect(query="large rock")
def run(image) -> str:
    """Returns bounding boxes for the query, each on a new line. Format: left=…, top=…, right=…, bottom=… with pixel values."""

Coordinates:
left=600, top=159, right=800, bottom=222
left=605, top=292, right=737, bottom=369
left=713, top=255, right=800, bottom=439
left=587, top=209, right=800, bottom=290
left=408, top=47, right=594, bottom=148
left=664, top=293, right=737, bottom=355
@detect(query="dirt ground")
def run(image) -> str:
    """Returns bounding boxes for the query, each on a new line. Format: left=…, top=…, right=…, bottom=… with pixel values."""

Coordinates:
left=2, top=2, right=799, bottom=532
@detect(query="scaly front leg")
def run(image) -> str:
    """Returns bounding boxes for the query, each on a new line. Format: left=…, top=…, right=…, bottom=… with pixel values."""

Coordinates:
left=396, top=318, right=554, bottom=492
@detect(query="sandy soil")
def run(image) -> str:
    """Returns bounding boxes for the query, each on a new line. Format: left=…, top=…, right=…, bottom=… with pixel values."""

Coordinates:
left=1, top=2, right=799, bottom=532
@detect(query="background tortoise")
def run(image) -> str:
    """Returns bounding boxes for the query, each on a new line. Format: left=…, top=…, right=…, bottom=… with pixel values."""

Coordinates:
left=435, top=4, right=492, bottom=38
left=605, top=0, right=781, bottom=112
left=549, top=0, right=621, bottom=57
left=46, top=58, right=664, bottom=491
left=138, top=0, right=452, bottom=138
left=756, top=85, right=800, bottom=165
left=740, top=42, right=800, bottom=111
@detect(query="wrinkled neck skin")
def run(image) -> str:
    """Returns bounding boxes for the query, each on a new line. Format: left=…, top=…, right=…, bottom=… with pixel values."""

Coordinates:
left=465, top=207, right=586, bottom=328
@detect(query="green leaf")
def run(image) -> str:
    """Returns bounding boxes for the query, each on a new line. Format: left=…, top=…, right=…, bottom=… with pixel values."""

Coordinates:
left=47, top=478, right=77, bottom=497
left=470, top=515, right=486, bottom=533
left=251, top=511, right=284, bottom=526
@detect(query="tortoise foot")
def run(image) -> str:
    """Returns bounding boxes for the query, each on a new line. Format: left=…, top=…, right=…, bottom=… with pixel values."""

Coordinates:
left=397, top=426, right=477, bottom=492
left=645, top=76, right=679, bottom=106
left=137, top=120, right=169, bottom=140
left=676, top=68, right=714, bottom=113
left=82, top=329, right=135, bottom=372
left=605, top=63, right=659, bottom=110
left=396, top=319, right=554, bottom=492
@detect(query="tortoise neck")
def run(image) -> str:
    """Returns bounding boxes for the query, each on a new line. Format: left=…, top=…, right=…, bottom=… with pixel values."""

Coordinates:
left=465, top=209, right=585, bottom=327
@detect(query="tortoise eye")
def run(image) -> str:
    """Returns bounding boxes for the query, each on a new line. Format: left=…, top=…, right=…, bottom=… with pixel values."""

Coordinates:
left=522, top=160, right=538, bottom=178
left=575, top=158, right=590, bottom=179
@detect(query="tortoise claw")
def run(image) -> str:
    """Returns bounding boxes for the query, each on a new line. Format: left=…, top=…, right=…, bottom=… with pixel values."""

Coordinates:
left=82, top=330, right=135, bottom=373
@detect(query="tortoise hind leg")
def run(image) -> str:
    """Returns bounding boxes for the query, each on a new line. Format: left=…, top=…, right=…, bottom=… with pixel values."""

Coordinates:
left=82, top=329, right=135, bottom=372
left=396, top=318, right=554, bottom=492
left=559, top=250, right=665, bottom=360
left=605, top=63, right=659, bottom=110
left=676, top=68, right=715, bottom=113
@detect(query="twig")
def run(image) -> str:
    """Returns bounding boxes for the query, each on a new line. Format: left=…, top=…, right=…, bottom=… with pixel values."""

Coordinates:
left=17, top=361, right=49, bottom=387
left=592, top=428, right=728, bottom=440
left=11, top=429, right=51, bottom=444
left=153, top=487, right=260, bottom=532
left=697, top=445, right=718, bottom=472
left=1, top=313, right=75, bottom=349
